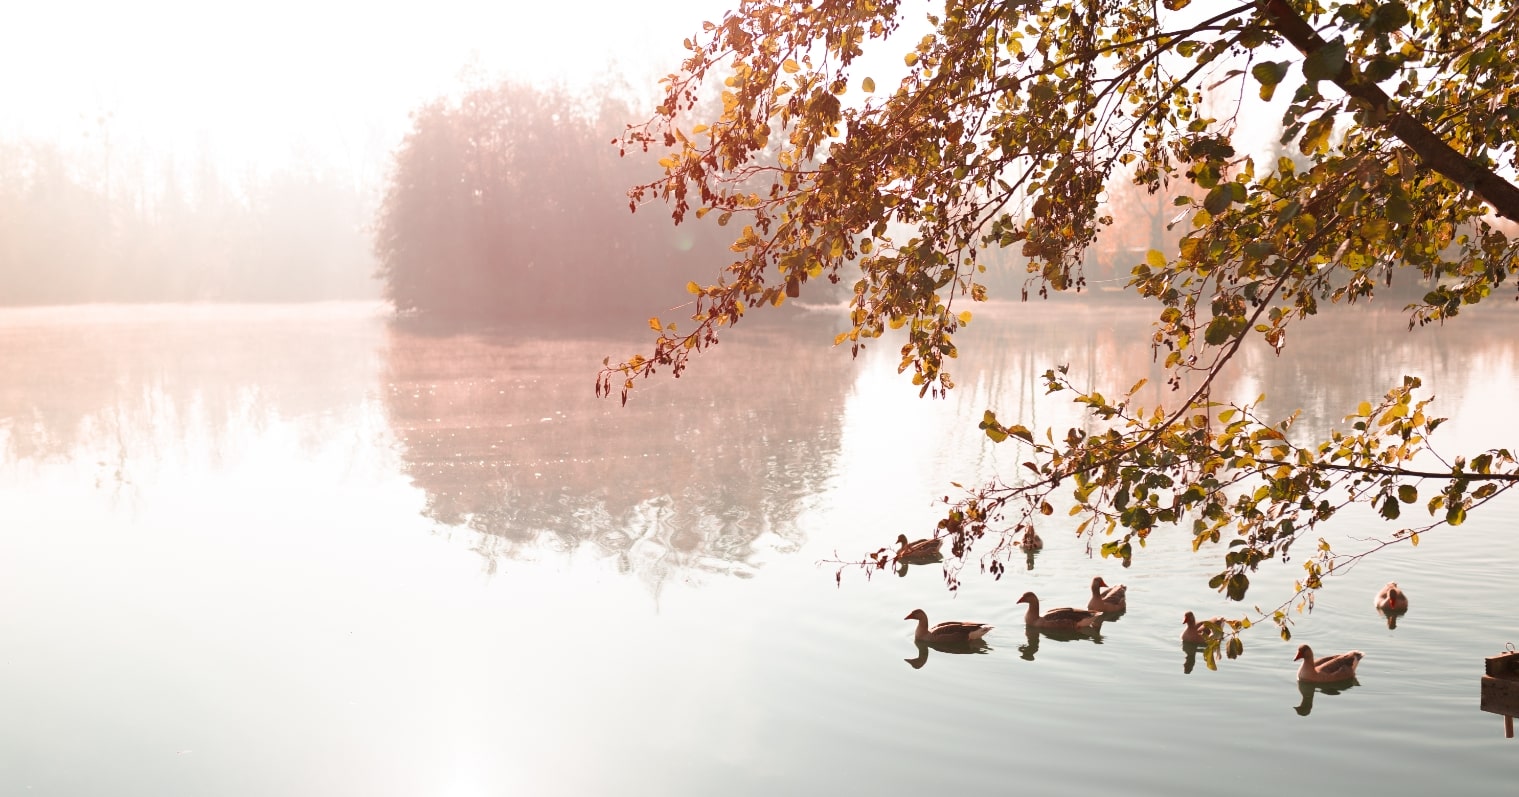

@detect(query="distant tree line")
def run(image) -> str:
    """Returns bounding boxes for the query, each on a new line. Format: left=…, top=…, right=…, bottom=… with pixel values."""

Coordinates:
left=0, top=137, right=377, bottom=305
left=374, top=80, right=748, bottom=328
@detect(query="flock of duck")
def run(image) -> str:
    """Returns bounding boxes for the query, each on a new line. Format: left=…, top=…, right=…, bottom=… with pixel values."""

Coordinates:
left=894, top=533, right=1412, bottom=684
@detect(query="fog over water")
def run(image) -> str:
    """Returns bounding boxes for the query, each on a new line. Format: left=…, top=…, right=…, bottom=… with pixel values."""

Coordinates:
left=0, top=0, right=734, bottom=306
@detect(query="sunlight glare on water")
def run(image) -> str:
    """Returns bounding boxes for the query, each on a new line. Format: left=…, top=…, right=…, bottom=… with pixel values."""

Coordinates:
left=1, top=301, right=1517, bottom=795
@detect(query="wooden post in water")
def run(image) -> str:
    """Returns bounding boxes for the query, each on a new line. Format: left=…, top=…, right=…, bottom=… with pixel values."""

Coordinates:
left=1479, top=647, right=1519, bottom=739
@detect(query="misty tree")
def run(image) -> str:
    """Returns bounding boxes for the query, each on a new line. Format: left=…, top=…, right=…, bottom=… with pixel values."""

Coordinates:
left=599, top=0, right=1519, bottom=659
left=0, top=134, right=375, bottom=304
left=374, top=80, right=735, bottom=326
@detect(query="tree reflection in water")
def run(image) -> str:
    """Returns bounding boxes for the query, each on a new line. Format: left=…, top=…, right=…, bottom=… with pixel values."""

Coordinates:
left=0, top=304, right=385, bottom=495
left=382, top=314, right=853, bottom=594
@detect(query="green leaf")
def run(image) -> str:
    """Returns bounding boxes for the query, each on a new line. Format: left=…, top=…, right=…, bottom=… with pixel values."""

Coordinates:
left=1251, top=61, right=1288, bottom=86
left=1203, top=185, right=1233, bottom=215
left=1368, top=1, right=1410, bottom=33
left=1364, top=55, right=1400, bottom=83
left=1252, top=61, right=1288, bottom=101
left=1204, top=315, right=1242, bottom=346
left=1302, top=38, right=1347, bottom=82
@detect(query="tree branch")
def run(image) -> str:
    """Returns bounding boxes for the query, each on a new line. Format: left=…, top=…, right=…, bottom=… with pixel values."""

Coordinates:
left=1259, top=0, right=1519, bottom=219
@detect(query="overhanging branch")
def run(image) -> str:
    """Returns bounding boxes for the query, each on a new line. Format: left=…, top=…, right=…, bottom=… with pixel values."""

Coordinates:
left=1260, top=0, right=1519, bottom=219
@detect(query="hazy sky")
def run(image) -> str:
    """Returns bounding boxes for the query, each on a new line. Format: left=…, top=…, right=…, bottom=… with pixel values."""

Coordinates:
left=1, top=0, right=731, bottom=177
left=2, top=1, right=1282, bottom=188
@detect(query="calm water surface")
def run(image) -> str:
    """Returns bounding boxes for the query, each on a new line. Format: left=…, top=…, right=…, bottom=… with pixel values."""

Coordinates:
left=1, top=301, right=1517, bottom=795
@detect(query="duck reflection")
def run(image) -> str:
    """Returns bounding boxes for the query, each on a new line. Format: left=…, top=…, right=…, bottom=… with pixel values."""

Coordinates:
left=1180, top=641, right=1221, bottom=674
left=1377, top=605, right=1409, bottom=630
left=1017, top=626, right=1105, bottom=662
left=1294, top=678, right=1360, bottom=716
left=895, top=557, right=943, bottom=578
left=904, top=638, right=992, bottom=670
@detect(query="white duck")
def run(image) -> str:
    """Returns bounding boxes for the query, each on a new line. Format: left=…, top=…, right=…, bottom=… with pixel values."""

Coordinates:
left=1087, top=576, right=1127, bottom=612
left=1294, top=644, right=1364, bottom=683
left=1374, top=582, right=1409, bottom=612
left=1181, top=611, right=1226, bottom=644
left=1017, top=591, right=1105, bottom=632
left=904, top=609, right=993, bottom=644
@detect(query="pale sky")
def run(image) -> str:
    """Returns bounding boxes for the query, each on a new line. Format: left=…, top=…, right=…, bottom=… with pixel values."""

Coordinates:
left=0, top=0, right=732, bottom=178
left=1, top=1, right=1283, bottom=192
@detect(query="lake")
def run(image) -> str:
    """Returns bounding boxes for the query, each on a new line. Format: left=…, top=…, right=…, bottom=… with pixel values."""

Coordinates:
left=1, top=300, right=1516, bottom=795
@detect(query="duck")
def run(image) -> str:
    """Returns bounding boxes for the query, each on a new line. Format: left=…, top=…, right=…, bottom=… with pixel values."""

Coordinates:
left=1294, top=644, right=1364, bottom=683
left=1181, top=611, right=1226, bottom=644
left=1017, top=591, right=1105, bottom=632
left=895, top=534, right=943, bottom=562
left=1374, top=582, right=1409, bottom=612
left=1087, top=576, right=1127, bottom=612
left=1014, top=527, right=1043, bottom=551
left=904, top=609, right=993, bottom=644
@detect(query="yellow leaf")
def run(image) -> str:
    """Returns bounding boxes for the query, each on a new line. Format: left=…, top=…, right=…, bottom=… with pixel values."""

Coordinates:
left=904, top=52, right=919, bottom=67
left=1146, top=248, right=1166, bottom=268
left=862, top=76, right=876, bottom=93
left=648, top=317, right=662, bottom=332
left=958, top=310, right=972, bottom=324
left=782, top=59, right=800, bottom=74
left=686, top=281, right=701, bottom=295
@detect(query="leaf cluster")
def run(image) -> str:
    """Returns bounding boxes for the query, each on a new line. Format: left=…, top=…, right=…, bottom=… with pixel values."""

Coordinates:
left=602, top=0, right=1519, bottom=655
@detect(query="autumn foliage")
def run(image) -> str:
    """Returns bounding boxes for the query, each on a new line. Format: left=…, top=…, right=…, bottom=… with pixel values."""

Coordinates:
left=603, top=0, right=1519, bottom=656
